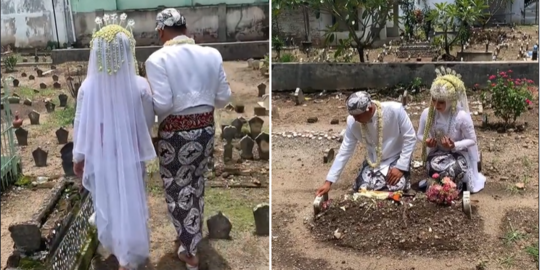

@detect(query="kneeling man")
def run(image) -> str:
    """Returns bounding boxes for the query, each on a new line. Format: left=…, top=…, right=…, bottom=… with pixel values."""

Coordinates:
left=316, top=91, right=416, bottom=196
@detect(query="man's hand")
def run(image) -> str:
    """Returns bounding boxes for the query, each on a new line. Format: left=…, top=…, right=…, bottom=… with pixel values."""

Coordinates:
left=441, top=136, right=455, bottom=150
left=425, top=138, right=437, bottom=148
left=316, top=181, right=332, bottom=197
left=74, top=161, right=85, bottom=178
left=386, top=167, right=404, bottom=186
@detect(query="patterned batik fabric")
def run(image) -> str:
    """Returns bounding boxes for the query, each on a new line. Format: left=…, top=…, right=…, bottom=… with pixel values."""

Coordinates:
left=353, top=158, right=411, bottom=192
left=426, top=149, right=469, bottom=191
left=157, top=111, right=215, bottom=257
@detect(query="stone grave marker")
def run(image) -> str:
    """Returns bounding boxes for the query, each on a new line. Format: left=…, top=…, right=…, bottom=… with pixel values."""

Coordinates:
left=34, top=55, right=39, bottom=62
left=257, top=83, right=266, bottom=97
left=248, top=116, right=264, bottom=138
left=323, top=148, right=335, bottom=163
left=255, top=132, right=270, bottom=160
left=207, top=212, right=232, bottom=239
left=28, top=75, right=35, bottom=80
left=36, top=69, right=43, bottom=77
left=8, top=221, right=42, bottom=252
left=39, top=83, right=47, bottom=89
left=234, top=104, right=244, bottom=113
left=294, top=87, right=304, bottom=105
left=22, top=57, right=28, bottom=62
left=45, top=102, right=56, bottom=113
left=254, top=106, right=267, bottom=116
left=53, top=82, right=61, bottom=89
left=253, top=203, right=269, bottom=236
left=21, top=72, right=27, bottom=77
left=12, top=79, right=19, bottom=87
left=223, top=126, right=236, bottom=163
left=56, top=127, right=69, bottom=144
left=231, top=118, right=244, bottom=138
left=28, top=111, right=40, bottom=125
left=74, top=82, right=81, bottom=90
left=58, top=93, right=68, bottom=107
left=15, top=128, right=28, bottom=146
left=32, top=147, right=48, bottom=167
left=224, top=103, right=235, bottom=111
left=8, top=97, right=20, bottom=104
left=23, top=98, right=32, bottom=106
left=32, top=89, right=39, bottom=93
left=50, top=65, right=56, bottom=70
left=239, top=135, right=255, bottom=159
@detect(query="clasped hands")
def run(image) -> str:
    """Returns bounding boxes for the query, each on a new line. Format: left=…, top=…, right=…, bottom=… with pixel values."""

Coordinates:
left=425, top=136, right=455, bottom=150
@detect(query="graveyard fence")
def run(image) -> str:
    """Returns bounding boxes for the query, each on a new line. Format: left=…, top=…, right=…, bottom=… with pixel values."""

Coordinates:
left=0, top=77, right=21, bottom=191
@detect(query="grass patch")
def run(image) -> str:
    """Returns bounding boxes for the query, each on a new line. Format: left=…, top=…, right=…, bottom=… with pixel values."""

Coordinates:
left=525, top=243, right=539, bottom=262
left=205, top=188, right=257, bottom=232
left=14, top=175, right=32, bottom=187
left=15, top=87, right=55, bottom=99
left=503, top=225, right=525, bottom=245
left=41, top=106, right=75, bottom=130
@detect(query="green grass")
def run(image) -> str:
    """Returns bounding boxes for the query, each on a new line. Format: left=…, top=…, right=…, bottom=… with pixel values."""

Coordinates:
left=41, top=106, right=75, bottom=131
left=205, top=188, right=258, bottom=232
left=15, top=87, right=55, bottom=99
left=525, top=243, right=539, bottom=262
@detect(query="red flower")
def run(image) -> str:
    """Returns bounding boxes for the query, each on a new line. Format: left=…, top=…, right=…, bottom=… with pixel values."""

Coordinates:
left=508, top=70, right=513, bottom=73
left=528, top=80, right=534, bottom=84
left=526, top=99, right=532, bottom=105
left=503, top=75, right=508, bottom=78
left=489, top=75, right=497, bottom=80
left=474, top=83, right=479, bottom=88
left=500, top=71, right=506, bottom=76
left=491, top=83, right=496, bottom=87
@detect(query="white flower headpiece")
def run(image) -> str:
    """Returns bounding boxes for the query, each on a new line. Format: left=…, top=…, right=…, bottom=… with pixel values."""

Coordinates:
left=93, top=13, right=135, bottom=34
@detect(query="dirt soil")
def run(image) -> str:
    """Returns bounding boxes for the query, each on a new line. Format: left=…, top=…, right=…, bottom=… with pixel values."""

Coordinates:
left=275, top=25, right=539, bottom=63
left=0, top=61, right=270, bottom=269
left=271, top=89, right=539, bottom=270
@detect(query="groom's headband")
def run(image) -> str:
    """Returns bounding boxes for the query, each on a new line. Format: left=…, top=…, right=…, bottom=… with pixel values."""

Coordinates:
left=346, top=91, right=372, bottom=115
left=156, top=8, right=187, bottom=31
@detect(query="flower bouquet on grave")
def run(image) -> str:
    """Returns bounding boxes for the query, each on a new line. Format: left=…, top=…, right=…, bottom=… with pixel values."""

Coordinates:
left=352, top=188, right=403, bottom=202
left=426, top=173, right=459, bottom=206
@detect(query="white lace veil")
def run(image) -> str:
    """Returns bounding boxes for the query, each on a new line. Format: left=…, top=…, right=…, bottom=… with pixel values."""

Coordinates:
left=73, top=16, right=155, bottom=268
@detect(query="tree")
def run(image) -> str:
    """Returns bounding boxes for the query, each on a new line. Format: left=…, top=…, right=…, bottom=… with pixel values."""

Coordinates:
left=310, top=0, right=394, bottom=62
left=427, top=0, right=489, bottom=56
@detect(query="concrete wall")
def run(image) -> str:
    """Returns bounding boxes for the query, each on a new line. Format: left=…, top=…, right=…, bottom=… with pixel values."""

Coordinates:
left=0, top=0, right=72, bottom=48
left=71, top=0, right=269, bottom=12
left=51, top=40, right=269, bottom=64
left=72, top=4, right=269, bottom=47
left=272, top=62, right=539, bottom=91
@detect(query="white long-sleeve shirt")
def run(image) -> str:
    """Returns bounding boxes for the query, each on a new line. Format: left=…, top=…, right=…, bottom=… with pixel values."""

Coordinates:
left=326, top=101, right=416, bottom=183
left=145, top=36, right=232, bottom=123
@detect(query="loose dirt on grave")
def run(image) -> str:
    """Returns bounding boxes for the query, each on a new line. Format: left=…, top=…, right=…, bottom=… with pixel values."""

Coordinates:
left=0, top=60, right=269, bottom=269
left=271, top=88, right=539, bottom=270
left=274, top=25, right=539, bottom=63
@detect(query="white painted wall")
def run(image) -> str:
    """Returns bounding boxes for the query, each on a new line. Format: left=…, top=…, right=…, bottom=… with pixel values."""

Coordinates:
left=1, top=0, right=70, bottom=48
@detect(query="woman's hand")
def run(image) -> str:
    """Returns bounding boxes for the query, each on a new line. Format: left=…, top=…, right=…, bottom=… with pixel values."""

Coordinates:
left=441, top=136, right=455, bottom=150
left=425, top=138, right=437, bottom=148
left=74, top=161, right=85, bottom=178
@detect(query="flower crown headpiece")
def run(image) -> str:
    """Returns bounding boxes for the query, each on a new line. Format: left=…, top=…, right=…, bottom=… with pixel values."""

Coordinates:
left=430, top=67, right=466, bottom=102
left=91, top=13, right=139, bottom=75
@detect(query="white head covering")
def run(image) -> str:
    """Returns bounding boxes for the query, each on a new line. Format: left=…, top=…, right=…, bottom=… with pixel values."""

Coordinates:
left=346, top=91, right=372, bottom=115
left=73, top=13, right=155, bottom=268
left=430, top=67, right=470, bottom=113
left=155, top=8, right=187, bottom=30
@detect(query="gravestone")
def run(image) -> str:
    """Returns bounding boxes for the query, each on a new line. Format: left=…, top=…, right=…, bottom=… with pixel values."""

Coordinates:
left=74, top=82, right=81, bottom=90
left=50, top=65, right=56, bottom=70
left=21, top=72, right=27, bottom=77
left=207, top=212, right=232, bottom=239
left=222, top=126, right=236, bottom=163
left=224, top=103, right=235, bottom=111
left=22, top=57, right=28, bottom=62
left=45, top=102, right=56, bottom=113
left=253, top=203, right=269, bottom=236
left=23, top=99, right=32, bottom=106
left=60, top=142, right=75, bottom=176
left=12, top=79, right=19, bottom=87
left=397, top=43, right=438, bottom=59
left=323, top=148, right=335, bottom=163
left=52, top=75, right=59, bottom=82
left=28, top=75, right=35, bottom=80
left=58, top=94, right=68, bottom=107
left=32, top=147, right=48, bottom=167
left=230, top=118, right=244, bottom=138
left=253, top=106, right=267, bottom=116
left=294, top=87, right=304, bottom=105
left=257, top=83, right=266, bottom=97
left=39, top=83, right=47, bottom=89
left=56, top=127, right=69, bottom=144
left=28, top=111, right=40, bottom=125
left=248, top=116, right=264, bottom=138
left=36, top=69, right=43, bottom=77
left=8, top=221, right=42, bottom=252
left=234, top=104, right=244, bottom=113
left=255, top=132, right=270, bottom=160
left=33, top=89, right=39, bottom=93
left=239, top=135, right=255, bottom=159
left=15, top=128, right=28, bottom=146
left=8, top=97, right=20, bottom=104
left=53, top=82, right=61, bottom=89
left=34, top=55, right=38, bottom=62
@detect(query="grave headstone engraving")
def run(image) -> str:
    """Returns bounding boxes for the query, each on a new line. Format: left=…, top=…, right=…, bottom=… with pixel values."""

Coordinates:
left=223, top=126, right=236, bottom=163
left=39, top=83, right=47, bottom=89
left=239, top=135, right=255, bottom=159
left=255, top=132, right=270, bottom=160
left=257, top=83, right=266, bottom=97
left=58, top=94, right=68, bottom=107
left=28, top=75, right=35, bottom=80
left=294, top=87, right=304, bottom=105
left=248, top=116, right=264, bottom=138
left=206, top=212, right=232, bottom=239
left=28, top=111, right=40, bottom=125
left=32, top=147, right=48, bottom=167
left=253, top=203, right=269, bottom=236
left=15, top=128, right=28, bottom=146
left=45, top=102, right=56, bottom=113
left=56, top=127, right=69, bottom=144
left=53, top=82, right=61, bottom=89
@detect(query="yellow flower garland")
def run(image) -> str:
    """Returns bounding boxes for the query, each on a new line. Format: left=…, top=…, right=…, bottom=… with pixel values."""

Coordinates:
left=163, top=37, right=196, bottom=47
left=90, top=24, right=139, bottom=75
left=360, top=100, right=383, bottom=168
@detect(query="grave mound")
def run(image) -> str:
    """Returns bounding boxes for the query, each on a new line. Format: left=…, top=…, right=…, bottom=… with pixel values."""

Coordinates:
left=309, top=195, right=486, bottom=257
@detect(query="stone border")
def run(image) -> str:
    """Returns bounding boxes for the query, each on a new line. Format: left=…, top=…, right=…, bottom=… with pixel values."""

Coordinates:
left=271, top=61, right=539, bottom=92
left=51, top=41, right=269, bottom=65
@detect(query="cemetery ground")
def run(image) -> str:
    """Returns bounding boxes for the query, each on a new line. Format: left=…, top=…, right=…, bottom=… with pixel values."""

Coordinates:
left=274, top=25, right=538, bottom=63
left=0, top=60, right=270, bottom=269
left=271, top=88, right=539, bottom=270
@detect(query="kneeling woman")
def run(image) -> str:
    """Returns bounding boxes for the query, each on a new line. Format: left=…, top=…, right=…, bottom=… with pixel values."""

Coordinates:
left=417, top=68, right=485, bottom=193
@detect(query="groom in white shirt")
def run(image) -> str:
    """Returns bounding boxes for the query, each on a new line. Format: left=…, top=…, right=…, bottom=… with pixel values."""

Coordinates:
left=316, top=91, right=416, bottom=196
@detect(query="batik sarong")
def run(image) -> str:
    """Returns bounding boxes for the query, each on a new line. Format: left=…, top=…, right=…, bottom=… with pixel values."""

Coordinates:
left=426, top=149, right=469, bottom=191
left=157, top=111, right=215, bottom=257
left=353, top=158, right=411, bottom=192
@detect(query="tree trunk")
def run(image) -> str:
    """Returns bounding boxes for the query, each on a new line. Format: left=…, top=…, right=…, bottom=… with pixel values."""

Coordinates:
left=356, top=45, right=365, bottom=62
